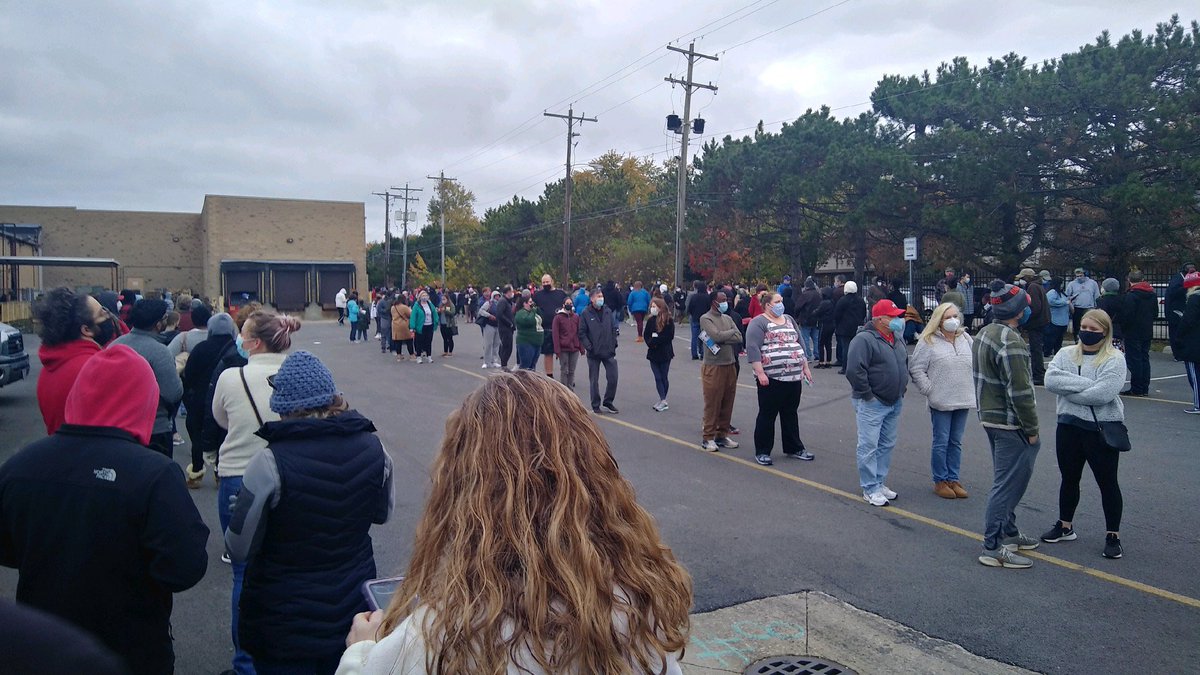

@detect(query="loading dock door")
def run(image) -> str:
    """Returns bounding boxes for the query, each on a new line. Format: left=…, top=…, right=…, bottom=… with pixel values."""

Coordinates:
left=273, top=269, right=308, bottom=311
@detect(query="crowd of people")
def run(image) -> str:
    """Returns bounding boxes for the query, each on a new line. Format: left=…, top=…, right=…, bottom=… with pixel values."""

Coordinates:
left=0, top=259, right=1197, bottom=673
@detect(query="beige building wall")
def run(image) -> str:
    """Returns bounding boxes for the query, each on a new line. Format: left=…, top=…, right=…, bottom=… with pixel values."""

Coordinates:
left=200, top=195, right=366, bottom=304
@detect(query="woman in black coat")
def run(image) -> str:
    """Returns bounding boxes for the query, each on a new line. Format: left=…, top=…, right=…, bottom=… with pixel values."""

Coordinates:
left=832, top=281, right=866, bottom=373
left=644, top=297, right=675, bottom=412
left=811, top=286, right=836, bottom=368
left=180, top=312, right=236, bottom=487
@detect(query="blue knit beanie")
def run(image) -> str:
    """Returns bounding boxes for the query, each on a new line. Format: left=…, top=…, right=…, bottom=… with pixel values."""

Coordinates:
left=269, top=351, right=338, bottom=415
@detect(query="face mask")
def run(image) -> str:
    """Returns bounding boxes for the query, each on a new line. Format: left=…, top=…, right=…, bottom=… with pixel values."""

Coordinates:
left=563, top=304, right=572, bottom=312
left=770, top=302, right=786, bottom=316
left=1018, top=306, right=1032, bottom=325
left=593, top=298, right=604, bottom=308
left=718, top=302, right=729, bottom=312
left=91, top=319, right=117, bottom=347
left=543, top=284, right=552, bottom=291
left=942, top=318, right=961, bottom=332
left=236, top=334, right=250, bottom=359
left=888, top=318, right=906, bottom=334
left=649, top=306, right=659, bottom=316
left=1078, top=330, right=1105, bottom=346
left=961, top=277, right=970, bottom=285
left=1017, top=279, right=1027, bottom=287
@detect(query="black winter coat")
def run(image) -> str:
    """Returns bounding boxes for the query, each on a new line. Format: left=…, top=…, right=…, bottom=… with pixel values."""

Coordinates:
left=833, top=294, right=867, bottom=336
left=1097, top=294, right=1127, bottom=340
left=644, top=317, right=675, bottom=362
left=793, top=288, right=822, bottom=326
left=1123, top=287, right=1158, bottom=343
left=0, top=426, right=209, bottom=675
left=687, top=290, right=711, bottom=320
left=239, top=412, right=387, bottom=661
left=579, top=305, right=618, bottom=359
left=1176, top=294, right=1200, bottom=363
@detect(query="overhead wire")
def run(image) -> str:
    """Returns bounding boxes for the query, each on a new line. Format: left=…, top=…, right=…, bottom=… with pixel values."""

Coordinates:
left=718, top=0, right=856, bottom=53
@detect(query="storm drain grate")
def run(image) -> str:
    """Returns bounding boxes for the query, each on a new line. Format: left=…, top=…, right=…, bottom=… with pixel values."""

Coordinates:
left=744, top=655, right=857, bottom=675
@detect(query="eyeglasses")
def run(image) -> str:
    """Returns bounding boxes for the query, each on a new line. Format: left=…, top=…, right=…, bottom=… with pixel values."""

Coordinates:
left=266, top=374, right=277, bottom=389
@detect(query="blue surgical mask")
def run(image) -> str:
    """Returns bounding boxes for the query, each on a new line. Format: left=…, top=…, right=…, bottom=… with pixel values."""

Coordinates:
left=236, top=334, right=250, bottom=359
left=770, top=302, right=786, bottom=316
left=888, top=318, right=906, bottom=334
left=718, top=302, right=729, bottom=312
left=593, top=298, right=604, bottom=308
left=1018, top=306, right=1032, bottom=325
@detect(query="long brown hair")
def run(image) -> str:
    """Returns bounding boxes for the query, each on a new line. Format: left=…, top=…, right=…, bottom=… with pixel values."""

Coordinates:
left=381, top=371, right=692, bottom=674
left=651, top=296, right=670, bottom=332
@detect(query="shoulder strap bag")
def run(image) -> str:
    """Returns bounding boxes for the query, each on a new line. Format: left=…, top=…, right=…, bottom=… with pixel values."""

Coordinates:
left=1078, top=365, right=1130, bottom=451
left=238, top=367, right=265, bottom=428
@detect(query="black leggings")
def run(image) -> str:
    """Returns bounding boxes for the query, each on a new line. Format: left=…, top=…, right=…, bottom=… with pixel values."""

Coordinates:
left=1056, top=423, right=1122, bottom=532
left=440, top=325, right=455, bottom=354
left=818, top=324, right=834, bottom=362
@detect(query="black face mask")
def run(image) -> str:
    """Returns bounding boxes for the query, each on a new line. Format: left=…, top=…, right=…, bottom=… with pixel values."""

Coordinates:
left=1078, top=330, right=1105, bottom=347
left=91, top=319, right=118, bottom=347
left=543, top=284, right=552, bottom=291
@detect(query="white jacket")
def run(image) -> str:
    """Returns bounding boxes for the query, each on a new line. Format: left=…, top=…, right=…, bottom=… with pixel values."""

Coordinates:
left=336, top=289, right=348, bottom=309
left=336, top=605, right=683, bottom=675
left=211, top=353, right=286, bottom=477
left=1044, top=347, right=1126, bottom=422
left=908, top=330, right=975, bottom=411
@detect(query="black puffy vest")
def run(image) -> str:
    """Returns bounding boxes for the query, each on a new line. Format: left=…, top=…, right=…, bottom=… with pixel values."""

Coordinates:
left=239, top=411, right=387, bottom=659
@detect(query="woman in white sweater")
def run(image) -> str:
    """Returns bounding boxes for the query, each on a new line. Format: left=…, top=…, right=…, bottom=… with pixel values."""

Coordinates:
left=211, top=309, right=301, bottom=674
left=336, top=371, right=692, bottom=675
left=908, top=302, right=974, bottom=499
left=1042, top=309, right=1127, bottom=559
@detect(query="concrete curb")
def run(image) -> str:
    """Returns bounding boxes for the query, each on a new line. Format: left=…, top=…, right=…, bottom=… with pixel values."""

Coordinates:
left=683, top=591, right=1037, bottom=674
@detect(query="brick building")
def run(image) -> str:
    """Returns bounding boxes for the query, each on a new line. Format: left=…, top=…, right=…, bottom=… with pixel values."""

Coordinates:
left=0, top=195, right=366, bottom=318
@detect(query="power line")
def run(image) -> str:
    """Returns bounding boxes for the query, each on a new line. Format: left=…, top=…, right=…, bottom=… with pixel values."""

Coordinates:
left=719, top=0, right=855, bottom=53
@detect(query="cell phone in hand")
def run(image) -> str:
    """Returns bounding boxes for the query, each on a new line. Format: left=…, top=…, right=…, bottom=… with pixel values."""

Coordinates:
left=362, top=575, right=404, bottom=611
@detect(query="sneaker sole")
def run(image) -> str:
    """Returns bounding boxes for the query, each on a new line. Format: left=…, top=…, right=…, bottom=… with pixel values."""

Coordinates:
left=784, top=453, right=815, bottom=461
left=755, top=456, right=773, bottom=466
left=1103, top=551, right=1123, bottom=559
left=1002, top=542, right=1041, bottom=551
left=1041, top=533, right=1078, bottom=543
left=978, top=555, right=1032, bottom=569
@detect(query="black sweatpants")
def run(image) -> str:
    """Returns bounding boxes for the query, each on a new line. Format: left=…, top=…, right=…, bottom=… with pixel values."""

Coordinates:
left=818, top=324, right=835, bottom=362
left=754, top=378, right=805, bottom=457
left=499, top=329, right=514, bottom=367
left=1056, top=423, right=1123, bottom=532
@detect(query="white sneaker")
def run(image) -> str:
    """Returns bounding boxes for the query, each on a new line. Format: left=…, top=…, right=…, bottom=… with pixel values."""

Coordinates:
left=701, top=440, right=719, bottom=452
left=715, top=437, right=739, bottom=449
left=492, top=362, right=502, bottom=369
left=863, top=491, right=890, bottom=507
left=879, top=485, right=898, bottom=500
left=481, top=363, right=489, bottom=369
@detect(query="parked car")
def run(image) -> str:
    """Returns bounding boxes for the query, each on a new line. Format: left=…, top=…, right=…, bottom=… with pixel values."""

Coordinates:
left=0, top=321, right=30, bottom=389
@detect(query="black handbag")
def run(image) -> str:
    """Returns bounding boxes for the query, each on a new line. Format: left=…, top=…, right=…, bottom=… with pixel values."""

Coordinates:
left=1089, top=406, right=1131, bottom=452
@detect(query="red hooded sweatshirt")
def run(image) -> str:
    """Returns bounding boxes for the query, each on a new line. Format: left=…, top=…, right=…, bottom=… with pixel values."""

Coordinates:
left=63, top=344, right=159, bottom=446
left=37, top=339, right=101, bottom=435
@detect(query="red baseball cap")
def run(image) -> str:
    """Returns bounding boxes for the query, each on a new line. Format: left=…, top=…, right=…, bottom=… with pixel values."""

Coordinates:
left=871, top=299, right=906, bottom=318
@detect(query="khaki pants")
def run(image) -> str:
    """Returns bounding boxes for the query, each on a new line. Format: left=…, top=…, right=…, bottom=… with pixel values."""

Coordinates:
left=701, top=362, right=738, bottom=440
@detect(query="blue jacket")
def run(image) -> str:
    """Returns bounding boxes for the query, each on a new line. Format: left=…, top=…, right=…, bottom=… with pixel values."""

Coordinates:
left=1046, top=289, right=1070, bottom=327
left=627, top=288, right=651, bottom=313
left=573, top=288, right=590, bottom=315
left=347, top=299, right=360, bottom=322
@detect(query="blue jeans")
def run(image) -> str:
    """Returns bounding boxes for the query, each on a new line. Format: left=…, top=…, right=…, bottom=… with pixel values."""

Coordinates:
left=982, top=428, right=1040, bottom=551
left=690, top=321, right=702, bottom=359
left=517, top=343, right=539, bottom=370
left=649, top=359, right=670, bottom=400
left=218, top=475, right=256, bottom=675
left=800, top=326, right=820, bottom=361
left=930, top=408, right=968, bottom=483
left=852, top=397, right=903, bottom=494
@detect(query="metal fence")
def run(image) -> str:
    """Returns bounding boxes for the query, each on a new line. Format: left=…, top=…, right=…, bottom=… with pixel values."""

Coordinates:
left=888, top=267, right=1177, bottom=341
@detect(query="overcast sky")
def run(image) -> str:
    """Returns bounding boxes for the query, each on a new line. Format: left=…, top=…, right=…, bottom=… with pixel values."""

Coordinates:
left=1, top=0, right=1190, bottom=242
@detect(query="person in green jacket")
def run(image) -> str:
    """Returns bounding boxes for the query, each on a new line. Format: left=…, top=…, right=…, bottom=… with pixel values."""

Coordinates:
left=408, top=291, right=440, bottom=364
left=515, top=295, right=543, bottom=371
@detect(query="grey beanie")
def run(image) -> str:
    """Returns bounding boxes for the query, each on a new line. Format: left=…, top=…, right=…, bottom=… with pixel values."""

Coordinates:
left=1102, top=278, right=1120, bottom=293
left=206, top=312, right=236, bottom=337
left=988, top=280, right=1029, bottom=320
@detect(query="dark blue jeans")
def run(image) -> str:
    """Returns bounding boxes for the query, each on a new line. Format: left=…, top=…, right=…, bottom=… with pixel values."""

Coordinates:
left=1123, top=338, right=1151, bottom=395
left=218, top=476, right=255, bottom=675
left=517, top=343, right=539, bottom=370
left=650, top=359, right=670, bottom=400
left=690, top=321, right=702, bottom=359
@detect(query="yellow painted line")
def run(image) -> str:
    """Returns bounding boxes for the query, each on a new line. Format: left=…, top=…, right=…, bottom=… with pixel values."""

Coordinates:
left=440, top=363, right=1200, bottom=609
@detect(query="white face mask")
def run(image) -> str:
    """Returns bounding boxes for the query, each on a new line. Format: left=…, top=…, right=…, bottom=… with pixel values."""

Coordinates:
left=649, top=306, right=659, bottom=316
left=943, top=317, right=961, bottom=332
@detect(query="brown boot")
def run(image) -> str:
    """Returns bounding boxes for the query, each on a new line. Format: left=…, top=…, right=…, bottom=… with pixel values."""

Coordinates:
left=933, top=481, right=957, bottom=499
left=948, top=481, right=969, bottom=498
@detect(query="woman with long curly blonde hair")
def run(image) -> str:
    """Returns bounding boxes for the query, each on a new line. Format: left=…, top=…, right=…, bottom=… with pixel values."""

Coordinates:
left=336, top=371, right=692, bottom=675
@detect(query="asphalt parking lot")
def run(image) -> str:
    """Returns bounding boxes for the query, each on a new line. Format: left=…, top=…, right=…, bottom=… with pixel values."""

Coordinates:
left=2, top=320, right=1197, bottom=674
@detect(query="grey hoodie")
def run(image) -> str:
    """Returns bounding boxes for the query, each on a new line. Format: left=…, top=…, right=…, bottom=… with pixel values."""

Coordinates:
left=845, top=324, right=909, bottom=405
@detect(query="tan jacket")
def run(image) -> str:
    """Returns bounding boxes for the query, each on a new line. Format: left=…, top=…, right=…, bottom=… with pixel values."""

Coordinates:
left=391, top=303, right=412, bottom=340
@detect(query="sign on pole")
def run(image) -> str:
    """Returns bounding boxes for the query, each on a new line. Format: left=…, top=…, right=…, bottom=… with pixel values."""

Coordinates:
left=903, top=237, right=918, bottom=261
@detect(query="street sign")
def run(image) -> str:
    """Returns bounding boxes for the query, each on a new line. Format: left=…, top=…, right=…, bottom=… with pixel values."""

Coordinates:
left=904, top=237, right=918, bottom=261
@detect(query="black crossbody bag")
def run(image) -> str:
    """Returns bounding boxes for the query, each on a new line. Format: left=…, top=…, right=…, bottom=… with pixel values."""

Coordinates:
left=1079, top=366, right=1131, bottom=452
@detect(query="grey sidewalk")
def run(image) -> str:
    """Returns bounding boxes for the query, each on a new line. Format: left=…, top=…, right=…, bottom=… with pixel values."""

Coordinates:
left=684, top=591, right=1035, bottom=675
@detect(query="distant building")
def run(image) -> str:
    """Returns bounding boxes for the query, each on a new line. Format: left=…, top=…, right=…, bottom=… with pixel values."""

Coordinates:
left=0, top=195, right=365, bottom=318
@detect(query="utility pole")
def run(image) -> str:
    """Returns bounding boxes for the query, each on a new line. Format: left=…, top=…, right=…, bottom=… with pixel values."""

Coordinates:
left=665, top=41, right=718, bottom=291
left=544, top=106, right=596, bottom=284
left=371, top=190, right=396, bottom=285
left=426, top=171, right=458, bottom=291
left=389, top=183, right=422, bottom=290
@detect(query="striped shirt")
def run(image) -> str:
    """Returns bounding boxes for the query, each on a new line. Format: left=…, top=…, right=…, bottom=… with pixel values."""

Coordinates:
left=746, top=314, right=807, bottom=382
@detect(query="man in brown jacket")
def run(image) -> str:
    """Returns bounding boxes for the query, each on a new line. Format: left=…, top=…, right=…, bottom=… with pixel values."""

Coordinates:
left=699, top=291, right=743, bottom=452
